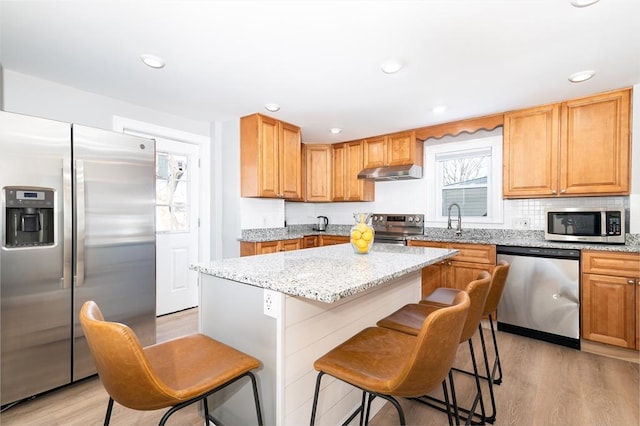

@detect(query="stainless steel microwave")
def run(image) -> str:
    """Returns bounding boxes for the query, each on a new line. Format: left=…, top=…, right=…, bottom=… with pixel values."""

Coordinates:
left=545, top=207, right=627, bottom=244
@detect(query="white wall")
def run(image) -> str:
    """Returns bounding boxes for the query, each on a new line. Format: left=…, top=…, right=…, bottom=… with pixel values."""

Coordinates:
left=0, top=64, right=4, bottom=110
left=1, top=70, right=224, bottom=258
left=220, top=119, right=242, bottom=258
left=2, top=70, right=210, bottom=135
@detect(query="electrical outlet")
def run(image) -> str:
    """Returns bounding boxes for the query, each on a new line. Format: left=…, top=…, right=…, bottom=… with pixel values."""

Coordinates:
left=263, top=289, right=279, bottom=318
left=512, top=217, right=530, bottom=229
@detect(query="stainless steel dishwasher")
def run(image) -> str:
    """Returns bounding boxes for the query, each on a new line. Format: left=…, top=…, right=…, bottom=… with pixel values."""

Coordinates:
left=496, top=245, right=580, bottom=349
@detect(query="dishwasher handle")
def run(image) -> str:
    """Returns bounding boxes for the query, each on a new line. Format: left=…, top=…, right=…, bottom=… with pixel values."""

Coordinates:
left=496, top=245, right=580, bottom=260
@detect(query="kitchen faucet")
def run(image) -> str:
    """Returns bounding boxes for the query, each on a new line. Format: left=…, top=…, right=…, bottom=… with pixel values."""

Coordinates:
left=447, top=203, right=462, bottom=236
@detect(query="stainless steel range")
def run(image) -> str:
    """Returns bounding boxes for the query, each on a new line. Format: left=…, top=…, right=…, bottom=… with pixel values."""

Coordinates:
left=371, top=214, right=424, bottom=245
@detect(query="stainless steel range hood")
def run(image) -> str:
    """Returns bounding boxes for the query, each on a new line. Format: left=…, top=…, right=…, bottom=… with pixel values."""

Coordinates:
left=357, top=164, right=423, bottom=181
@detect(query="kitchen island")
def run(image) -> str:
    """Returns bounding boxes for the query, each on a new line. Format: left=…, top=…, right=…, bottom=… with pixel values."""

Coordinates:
left=191, top=243, right=458, bottom=425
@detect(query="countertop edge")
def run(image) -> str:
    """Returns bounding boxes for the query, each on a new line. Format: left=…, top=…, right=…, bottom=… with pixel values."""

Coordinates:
left=191, top=246, right=459, bottom=303
left=238, top=226, right=640, bottom=253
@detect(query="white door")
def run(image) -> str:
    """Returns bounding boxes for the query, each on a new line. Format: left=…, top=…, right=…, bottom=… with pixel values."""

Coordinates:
left=154, top=137, right=200, bottom=315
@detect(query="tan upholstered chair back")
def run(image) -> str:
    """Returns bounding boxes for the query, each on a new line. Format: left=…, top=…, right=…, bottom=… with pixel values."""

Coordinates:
left=483, top=260, right=511, bottom=316
left=80, top=301, right=177, bottom=410
left=387, top=291, right=470, bottom=397
left=459, top=271, right=492, bottom=341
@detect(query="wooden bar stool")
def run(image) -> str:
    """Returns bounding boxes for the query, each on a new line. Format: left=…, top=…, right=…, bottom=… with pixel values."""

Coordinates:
left=377, top=271, right=492, bottom=425
left=80, top=301, right=263, bottom=426
left=310, top=292, right=471, bottom=426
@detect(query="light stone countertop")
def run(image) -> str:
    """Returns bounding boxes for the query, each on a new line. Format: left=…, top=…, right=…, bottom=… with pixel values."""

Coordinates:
left=191, top=244, right=458, bottom=303
left=239, top=226, right=640, bottom=253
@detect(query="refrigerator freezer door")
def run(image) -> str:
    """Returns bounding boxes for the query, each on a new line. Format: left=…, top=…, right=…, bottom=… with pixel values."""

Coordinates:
left=0, top=112, right=73, bottom=405
left=71, top=125, right=156, bottom=380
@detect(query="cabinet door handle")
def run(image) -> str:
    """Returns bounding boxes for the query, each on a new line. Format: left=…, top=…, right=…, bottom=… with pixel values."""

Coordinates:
left=628, top=279, right=635, bottom=285
left=551, top=189, right=557, bottom=194
left=560, top=189, right=566, bottom=193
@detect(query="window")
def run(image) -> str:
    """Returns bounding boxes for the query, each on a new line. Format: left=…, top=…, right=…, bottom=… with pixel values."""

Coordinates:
left=425, top=135, right=503, bottom=224
left=156, top=151, right=190, bottom=232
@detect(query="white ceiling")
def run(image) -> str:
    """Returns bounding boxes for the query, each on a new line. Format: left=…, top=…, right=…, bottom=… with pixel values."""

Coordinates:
left=1, top=0, right=639, bottom=142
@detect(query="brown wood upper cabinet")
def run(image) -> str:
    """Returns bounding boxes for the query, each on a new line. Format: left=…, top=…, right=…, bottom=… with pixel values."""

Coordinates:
left=332, top=141, right=375, bottom=202
left=363, top=131, right=423, bottom=169
left=503, top=88, right=631, bottom=198
left=301, top=144, right=332, bottom=202
left=240, top=113, right=302, bottom=199
left=581, top=250, right=639, bottom=350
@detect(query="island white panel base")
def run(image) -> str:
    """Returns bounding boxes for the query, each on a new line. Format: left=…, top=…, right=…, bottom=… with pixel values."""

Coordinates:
left=199, top=270, right=422, bottom=425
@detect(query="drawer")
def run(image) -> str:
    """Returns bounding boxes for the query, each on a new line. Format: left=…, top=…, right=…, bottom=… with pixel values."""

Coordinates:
left=582, top=250, right=640, bottom=277
left=408, top=240, right=496, bottom=264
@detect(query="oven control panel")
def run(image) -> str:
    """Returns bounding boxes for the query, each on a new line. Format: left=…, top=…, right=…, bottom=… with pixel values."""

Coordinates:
left=372, top=214, right=424, bottom=226
left=371, top=214, right=424, bottom=237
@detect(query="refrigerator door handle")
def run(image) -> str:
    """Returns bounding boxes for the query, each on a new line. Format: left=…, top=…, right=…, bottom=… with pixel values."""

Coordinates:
left=75, top=159, right=85, bottom=287
left=63, top=158, right=72, bottom=289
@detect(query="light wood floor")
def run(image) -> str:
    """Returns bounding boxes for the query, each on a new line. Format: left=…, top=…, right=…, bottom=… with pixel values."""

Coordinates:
left=1, top=308, right=638, bottom=426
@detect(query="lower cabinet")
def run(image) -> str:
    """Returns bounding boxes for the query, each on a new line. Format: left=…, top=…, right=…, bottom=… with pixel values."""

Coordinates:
left=320, top=235, right=350, bottom=246
left=240, top=238, right=302, bottom=256
left=240, top=235, right=350, bottom=256
left=408, top=241, right=496, bottom=297
left=303, top=235, right=320, bottom=248
left=581, top=250, right=639, bottom=350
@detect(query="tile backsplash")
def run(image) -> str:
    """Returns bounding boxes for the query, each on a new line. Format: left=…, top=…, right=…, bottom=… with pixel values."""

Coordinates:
left=282, top=196, right=630, bottom=231
left=244, top=193, right=631, bottom=232
left=505, top=196, right=630, bottom=230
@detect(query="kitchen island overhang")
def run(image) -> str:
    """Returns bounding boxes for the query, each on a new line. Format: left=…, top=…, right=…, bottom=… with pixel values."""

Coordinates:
left=191, top=244, right=458, bottom=425
left=192, top=243, right=458, bottom=303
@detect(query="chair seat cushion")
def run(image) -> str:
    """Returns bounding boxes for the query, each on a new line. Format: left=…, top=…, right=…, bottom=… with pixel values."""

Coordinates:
left=376, top=304, right=438, bottom=336
left=313, top=327, right=416, bottom=395
left=420, top=287, right=461, bottom=307
left=144, top=333, right=260, bottom=402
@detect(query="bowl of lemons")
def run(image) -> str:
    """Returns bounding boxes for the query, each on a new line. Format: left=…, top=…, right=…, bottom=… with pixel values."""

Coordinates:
left=350, top=213, right=375, bottom=254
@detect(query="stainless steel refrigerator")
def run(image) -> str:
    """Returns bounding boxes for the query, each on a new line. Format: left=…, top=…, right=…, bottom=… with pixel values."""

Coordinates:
left=0, top=111, right=156, bottom=406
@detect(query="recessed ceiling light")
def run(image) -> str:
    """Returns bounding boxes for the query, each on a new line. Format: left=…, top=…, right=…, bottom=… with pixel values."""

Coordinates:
left=329, top=128, right=342, bottom=134
left=381, top=60, right=403, bottom=74
left=568, top=70, right=596, bottom=83
left=265, top=103, right=280, bottom=112
left=140, top=54, right=165, bottom=69
left=570, top=0, right=600, bottom=7
left=433, top=105, right=447, bottom=114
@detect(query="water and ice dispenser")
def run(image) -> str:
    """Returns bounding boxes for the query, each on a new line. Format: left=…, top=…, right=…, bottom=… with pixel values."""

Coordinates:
left=3, top=187, right=55, bottom=248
